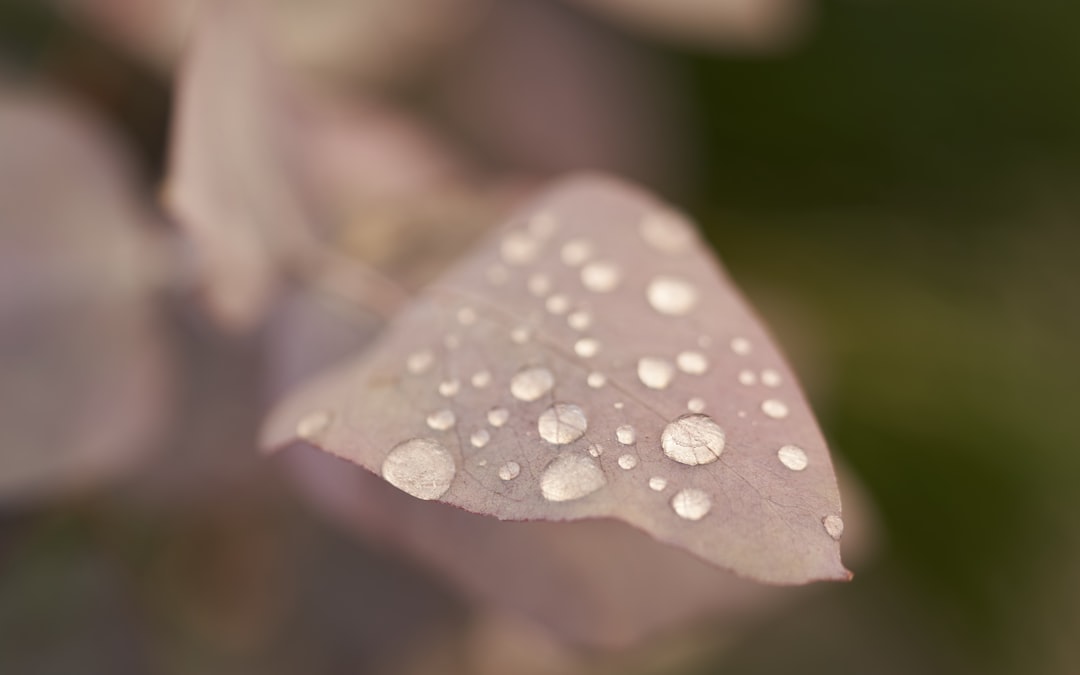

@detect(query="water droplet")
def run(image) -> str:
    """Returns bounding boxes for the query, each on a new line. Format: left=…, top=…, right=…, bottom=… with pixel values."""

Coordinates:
left=761, top=369, right=782, bottom=387
left=613, top=401, right=625, bottom=410
left=738, top=369, right=757, bottom=386
left=580, top=261, right=621, bottom=293
left=616, top=425, right=636, bottom=445
left=528, top=212, right=558, bottom=238
left=296, top=410, right=332, bottom=440
left=637, top=357, right=675, bottom=390
left=471, top=370, right=492, bottom=388
left=406, top=349, right=435, bottom=375
left=382, top=438, right=456, bottom=500
left=676, top=350, right=709, bottom=375
left=538, top=403, right=588, bottom=445
left=487, top=407, right=509, bottom=428
left=586, top=371, right=607, bottom=388
left=640, top=213, right=692, bottom=254
left=587, top=443, right=604, bottom=457
left=661, top=414, right=725, bottom=466
left=618, top=454, right=638, bottom=470
left=501, top=231, right=540, bottom=265
left=646, top=276, right=698, bottom=316
left=528, top=273, right=552, bottom=297
left=761, top=399, right=789, bottom=419
left=426, top=409, right=456, bottom=431
left=444, top=334, right=461, bottom=350
left=777, top=444, right=808, bottom=471
left=730, top=337, right=752, bottom=355
left=671, top=488, right=711, bottom=520
left=540, top=454, right=606, bottom=502
left=823, top=515, right=845, bottom=540
left=438, top=379, right=460, bottom=397
left=486, top=264, right=509, bottom=285
left=567, top=310, right=592, bottom=331
left=737, top=410, right=747, bottom=418
left=687, top=397, right=706, bottom=413
left=498, top=461, right=521, bottom=481
left=471, top=428, right=491, bottom=448
left=510, top=366, right=555, bottom=402
left=648, top=476, right=668, bottom=492
left=560, top=239, right=592, bottom=266
left=545, top=294, right=570, bottom=315
left=510, top=326, right=531, bottom=344
left=457, top=307, right=477, bottom=325
left=574, top=338, right=601, bottom=358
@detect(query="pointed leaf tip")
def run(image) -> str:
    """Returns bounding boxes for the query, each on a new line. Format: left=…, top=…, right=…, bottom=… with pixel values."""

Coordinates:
left=264, top=173, right=849, bottom=585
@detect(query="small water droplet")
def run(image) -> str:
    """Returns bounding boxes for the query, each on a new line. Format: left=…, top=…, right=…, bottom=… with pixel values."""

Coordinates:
left=580, top=261, right=621, bottom=293
left=616, top=425, right=636, bottom=445
left=560, top=239, right=593, bottom=266
left=777, top=444, right=808, bottom=471
left=687, top=397, right=706, bottom=413
left=661, top=414, right=725, bottom=466
left=528, top=212, right=558, bottom=238
left=471, top=370, right=492, bottom=388
left=640, top=213, right=692, bottom=254
left=613, top=401, right=625, bottom=410
left=761, top=369, right=782, bottom=387
left=382, top=438, right=456, bottom=500
left=486, top=264, right=509, bottom=286
left=574, top=338, right=600, bottom=358
left=498, top=461, right=521, bottom=481
left=438, top=379, right=460, bottom=397
left=296, top=410, right=332, bottom=440
left=487, top=407, right=509, bottom=428
left=426, top=409, right=456, bottom=430
left=647, top=276, right=698, bottom=316
left=471, top=428, right=491, bottom=448
left=618, top=454, right=638, bottom=470
left=538, top=403, right=588, bottom=445
left=637, top=357, right=676, bottom=390
left=676, top=350, right=709, bottom=375
left=443, top=334, right=461, bottom=350
left=545, top=294, right=570, bottom=315
left=457, top=307, right=477, bottom=325
left=501, top=231, right=540, bottom=265
left=406, top=349, right=435, bottom=375
left=567, top=310, right=592, bottom=331
left=823, top=515, right=845, bottom=540
left=540, top=454, right=606, bottom=502
left=737, top=410, right=747, bottom=418
left=510, top=366, right=555, bottom=402
left=738, top=369, right=757, bottom=386
left=588, top=443, right=604, bottom=457
left=528, top=273, right=552, bottom=297
left=586, top=371, right=607, bottom=388
left=648, top=476, right=668, bottom=492
left=671, top=488, right=711, bottom=521
left=761, top=399, right=789, bottom=419
left=510, top=326, right=531, bottom=344
left=730, top=337, right=752, bottom=355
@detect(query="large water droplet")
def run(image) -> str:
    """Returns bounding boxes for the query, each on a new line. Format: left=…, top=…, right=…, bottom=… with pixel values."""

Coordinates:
left=426, top=409, right=456, bottom=431
left=471, top=429, right=491, bottom=448
left=296, top=410, right=332, bottom=440
left=671, top=488, right=711, bottom=520
left=580, top=261, right=621, bottom=293
left=438, top=379, right=460, bottom=397
left=637, top=357, right=675, bottom=390
left=487, top=407, right=509, bottom=428
left=761, top=399, right=789, bottom=419
left=618, top=454, right=638, bottom=470
left=574, top=338, right=600, bottom=358
left=538, top=403, right=588, bottom=445
left=406, top=349, right=435, bottom=375
left=501, top=231, right=540, bottom=264
left=561, top=239, right=593, bottom=266
left=639, top=213, right=692, bottom=254
left=676, top=351, right=709, bottom=375
left=648, top=476, right=668, bottom=492
left=661, top=414, right=725, bottom=466
left=540, top=454, right=606, bottom=502
left=777, top=444, right=808, bottom=471
left=647, top=276, right=698, bottom=316
left=823, top=515, right=845, bottom=540
left=586, top=371, right=606, bottom=388
left=498, top=461, right=521, bottom=481
left=616, top=425, right=636, bottom=445
left=382, top=438, right=456, bottom=500
left=510, top=366, right=555, bottom=402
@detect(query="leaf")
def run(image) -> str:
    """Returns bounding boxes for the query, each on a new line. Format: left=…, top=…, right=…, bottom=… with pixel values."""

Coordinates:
left=263, top=173, right=850, bottom=587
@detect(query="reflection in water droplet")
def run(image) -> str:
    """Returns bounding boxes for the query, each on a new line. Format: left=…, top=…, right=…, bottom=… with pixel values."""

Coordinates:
left=498, top=461, right=521, bottom=481
left=561, top=239, right=593, bottom=266
left=510, top=366, right=555, bottom=402
left=687, top=397, right=706, bottom=413
left=580, top=261, right=621, bottom=293
left=471, top=429, right=491, bottom=448
left=618, top=454, right=638, bottom=470
left=647, top=276, right=698, bottom=316
left=487, top=407, right=509, bottom=428
left=638, top=357, right=675, bottom=390
left=511, top=326, right=531, bottom=344
left=406, top=350, right=434, bottom=375
left=761, top=369, right=782, bottom=387
left=588, top=443, right=604, bottom=457
left=545, top=294, right=570, bottom=315
left=538, top=403, right=588, bottom=445
left=640, top=213, right=692, bottom=254
left=761, top=399, right=789, bottom=419
left=457, top=307, right=477, bottom=325
left=671, top=488, right=711, bottom=520
left=297, top=410, right=332, bottom=440
left=676, top=351, right=709, bottom=375
left=567, top=310, right=592, bottom=331
left=501, top=231, right=540, bottom=264
left=541, top=454, right=606, bottom=502
left=528, top=273, right=552, bottom=297
left=823, top=515, right=845, bottom=540
left=648, top=476, right=668, bottom=492
left=438, top=380, right=460, bottom=397
left=730, top=337, right=752, bottom=355
left=574, top=338, right=600, bottom=358
left=426, top=409, right=456, bottom=430
left=616, top=425, right=636, bottom=445
left=738, top=370, right=757, bottom=386
left=661, top=414, right=725, bottom=466
left=471, top=371, right=492, bottom=388
left=777, top=444, right=808, bottom=471
left=382, top=438, right=456, bottom=500
left=587, top=371, right=607, bottom=388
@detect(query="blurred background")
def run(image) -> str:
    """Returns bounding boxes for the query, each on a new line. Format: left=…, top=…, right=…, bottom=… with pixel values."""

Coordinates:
left=1, top=0, right=1078, bottom=673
